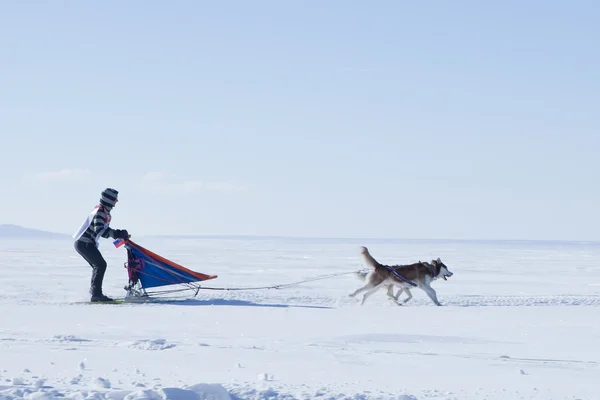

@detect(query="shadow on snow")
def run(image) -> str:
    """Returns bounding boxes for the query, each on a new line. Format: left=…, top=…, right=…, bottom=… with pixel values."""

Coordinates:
left=120, top=297, right=333, bottom=309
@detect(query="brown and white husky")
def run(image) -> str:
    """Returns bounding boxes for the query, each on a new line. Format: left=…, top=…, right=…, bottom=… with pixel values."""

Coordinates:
left=350, top=246, right=453, bottom=306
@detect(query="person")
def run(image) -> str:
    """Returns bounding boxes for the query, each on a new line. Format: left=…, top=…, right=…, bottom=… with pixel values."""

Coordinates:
left=73, top=188, right=129, bottom=302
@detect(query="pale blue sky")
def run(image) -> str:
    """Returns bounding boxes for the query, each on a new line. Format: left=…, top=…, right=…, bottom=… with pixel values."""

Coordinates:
left=1, top=1, right=599, bottom=241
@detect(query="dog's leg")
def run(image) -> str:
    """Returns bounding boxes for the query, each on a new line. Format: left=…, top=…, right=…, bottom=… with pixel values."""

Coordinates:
left=385, top=284, right=402, bottom=306
left=392, top=287, right=405, bottom=303
left=422, top=284, right=442, bottom=306
left=386, top=284, right=394, bottom=297
left=349, top=282, right=375, bottom=298
left=360, top=282, right=385, bottom=305
left=402, top=288, right=413, bottom=304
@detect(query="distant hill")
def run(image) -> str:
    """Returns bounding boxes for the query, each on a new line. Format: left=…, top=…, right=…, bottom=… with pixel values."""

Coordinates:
left=0, top=224, right=70, bottom=239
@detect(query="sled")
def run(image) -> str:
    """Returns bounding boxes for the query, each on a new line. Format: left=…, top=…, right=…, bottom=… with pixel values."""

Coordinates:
left=113, top=238, right=218, bottom=299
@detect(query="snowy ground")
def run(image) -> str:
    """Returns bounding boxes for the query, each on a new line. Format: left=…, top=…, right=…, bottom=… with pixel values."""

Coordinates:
left=1, top=237, right=599, bottom=400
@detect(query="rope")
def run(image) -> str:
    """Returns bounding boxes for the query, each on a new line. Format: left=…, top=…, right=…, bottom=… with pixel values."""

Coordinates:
left=193, top=270, right=362, bottom=291
left=131, top=270, right=362, bottom=298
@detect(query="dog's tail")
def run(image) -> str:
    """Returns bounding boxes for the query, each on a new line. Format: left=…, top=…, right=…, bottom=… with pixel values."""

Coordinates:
left=354, top=246, right=382, bottom=281
left=360, top=246, right=381, bottom=269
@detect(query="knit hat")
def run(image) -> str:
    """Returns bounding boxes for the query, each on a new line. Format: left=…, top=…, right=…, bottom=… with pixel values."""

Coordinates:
left=100, top=188, right=119, bottom=208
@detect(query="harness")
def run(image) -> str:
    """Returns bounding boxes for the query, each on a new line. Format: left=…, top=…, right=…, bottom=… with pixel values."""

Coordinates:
left=384, top=261, right=439, bottom=286
left=425, top=262, right=437, bottom=278
left=384, top=265, right=418, bottom=287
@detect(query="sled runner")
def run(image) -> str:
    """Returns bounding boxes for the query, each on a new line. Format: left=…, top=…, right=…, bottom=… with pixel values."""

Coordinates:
left=114, top=238, right=218, bottom=298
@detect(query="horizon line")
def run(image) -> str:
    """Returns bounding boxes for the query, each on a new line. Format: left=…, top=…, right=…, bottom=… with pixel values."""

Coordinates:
left=2, top=224, right=600, bottom=245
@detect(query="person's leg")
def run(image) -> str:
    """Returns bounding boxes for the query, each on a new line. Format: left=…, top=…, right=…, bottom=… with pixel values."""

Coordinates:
left=74, top=241, right=111, bottom=301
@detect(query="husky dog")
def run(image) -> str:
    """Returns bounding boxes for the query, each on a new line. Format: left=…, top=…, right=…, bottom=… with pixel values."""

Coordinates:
left=349, top=246, right=453, bottom=306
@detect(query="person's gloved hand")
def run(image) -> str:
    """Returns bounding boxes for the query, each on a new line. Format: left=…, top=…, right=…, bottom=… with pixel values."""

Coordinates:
left=114, top=229, right=129, bottom=239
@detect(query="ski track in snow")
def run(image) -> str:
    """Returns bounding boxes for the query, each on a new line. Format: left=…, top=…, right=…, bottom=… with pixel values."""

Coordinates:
left=1, top=237, right=600, bottom=399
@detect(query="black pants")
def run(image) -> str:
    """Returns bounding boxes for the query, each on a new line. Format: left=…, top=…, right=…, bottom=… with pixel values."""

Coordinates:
left=74, top=240, right=108, bottom=296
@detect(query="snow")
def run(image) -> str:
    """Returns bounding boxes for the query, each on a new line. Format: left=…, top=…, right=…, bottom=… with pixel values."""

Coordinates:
left=1, top=236, right=599, bottom=400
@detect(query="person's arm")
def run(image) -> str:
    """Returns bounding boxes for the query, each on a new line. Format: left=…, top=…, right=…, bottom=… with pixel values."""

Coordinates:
left=91, top=209, right=128, bottom=239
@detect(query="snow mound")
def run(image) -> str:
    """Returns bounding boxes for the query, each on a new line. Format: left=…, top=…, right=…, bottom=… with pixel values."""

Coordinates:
left=51, top=335, right=91, bottom=343
left=117, top=385, right=231, bottom=400
left=127, top=339, right=175, bottom=351
left=181, top=384, right=232, bottom=400
left=0, top=382, right=425, bottom=400
left=11, top=377, right=26, bottom=385
left=94, top=377, right=112, bottom=389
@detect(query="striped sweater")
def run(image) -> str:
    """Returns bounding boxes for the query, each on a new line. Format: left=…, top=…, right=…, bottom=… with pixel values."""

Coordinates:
left=73, top=205, right=117, bottom=245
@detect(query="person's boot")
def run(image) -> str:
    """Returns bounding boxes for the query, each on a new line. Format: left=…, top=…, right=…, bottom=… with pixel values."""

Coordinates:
left=90, top=285, right=114, bottom=302
left=91, top=293, right=114, bottom=302
left=90, top=265, right=113, bottom=302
